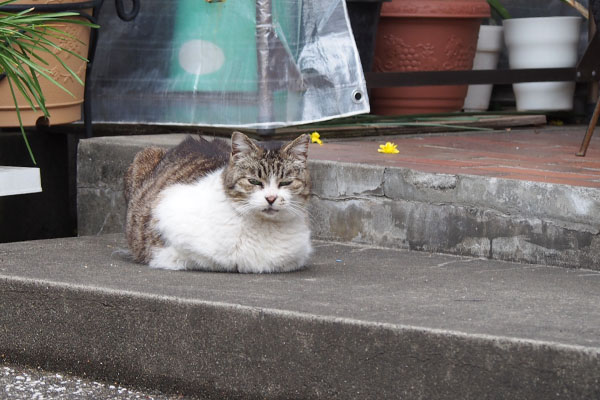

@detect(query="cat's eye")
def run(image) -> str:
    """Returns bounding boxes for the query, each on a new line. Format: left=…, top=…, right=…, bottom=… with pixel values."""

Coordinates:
left=279, top=180, right=293, bottom=187
left=248, top=178, right=263, bottom=187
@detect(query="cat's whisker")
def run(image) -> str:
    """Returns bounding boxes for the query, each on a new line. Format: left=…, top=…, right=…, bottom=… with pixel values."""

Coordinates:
left=288, top=200, right=309, bottom=213
left=288, top=202, right=318, bottom=224
left=232, top=204, right=254, bottom=218
left=286, top=202, right=312, bottom=222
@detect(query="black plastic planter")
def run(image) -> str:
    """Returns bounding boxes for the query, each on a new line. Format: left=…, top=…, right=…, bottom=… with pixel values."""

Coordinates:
left=346, top=0, right=389, bottom=73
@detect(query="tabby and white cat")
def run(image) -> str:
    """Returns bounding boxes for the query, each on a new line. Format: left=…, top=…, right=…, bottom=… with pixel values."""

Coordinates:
left=123, top=132, right=312, bottom=273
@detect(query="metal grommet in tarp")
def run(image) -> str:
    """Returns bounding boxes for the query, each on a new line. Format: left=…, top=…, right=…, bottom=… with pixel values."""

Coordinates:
left=352, top=89, right=365, bottom=104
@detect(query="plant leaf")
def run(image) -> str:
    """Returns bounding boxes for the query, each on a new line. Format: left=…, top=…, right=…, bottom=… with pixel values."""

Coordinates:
left=0, top=0, right=97, bottom=163
left=487, top=0, right=511, bottom=19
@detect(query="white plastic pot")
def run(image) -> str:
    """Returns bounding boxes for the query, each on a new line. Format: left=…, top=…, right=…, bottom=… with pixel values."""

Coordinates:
left=463, top=25, right=504, bottom=111
left=503, top=16, right=581, bottom=111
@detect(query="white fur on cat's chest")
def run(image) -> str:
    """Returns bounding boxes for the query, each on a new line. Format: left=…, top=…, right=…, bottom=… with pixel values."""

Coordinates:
left=151, top=168, right=312, bottom=273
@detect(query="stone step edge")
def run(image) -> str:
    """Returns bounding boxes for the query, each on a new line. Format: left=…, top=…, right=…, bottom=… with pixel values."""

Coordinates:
left=308, top=159, right=600, bottom=230
left=307, top=159, right=600, bottom=270
left=2, top=275, right=599, bottom=399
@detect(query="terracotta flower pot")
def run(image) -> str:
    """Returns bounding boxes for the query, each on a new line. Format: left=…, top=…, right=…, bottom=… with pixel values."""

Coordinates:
left=371, top=0, right=490, bottom=115
left=0, top=0, right=92, bottom=127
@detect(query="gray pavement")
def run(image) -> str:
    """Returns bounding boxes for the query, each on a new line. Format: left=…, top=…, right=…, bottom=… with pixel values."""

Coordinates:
left=1, top=234, right=599, bottom=399
left=1, top=234, right=599, bottom=347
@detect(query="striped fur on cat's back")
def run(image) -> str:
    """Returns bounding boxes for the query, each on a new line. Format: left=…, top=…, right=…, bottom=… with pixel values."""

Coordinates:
left=123, top=132, right=312, bottom=273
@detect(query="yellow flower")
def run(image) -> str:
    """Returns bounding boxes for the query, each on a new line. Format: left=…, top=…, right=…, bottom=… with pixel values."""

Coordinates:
left=378, top=142, right=399, bottom=154
left=310, top=131, right=323, bottom=145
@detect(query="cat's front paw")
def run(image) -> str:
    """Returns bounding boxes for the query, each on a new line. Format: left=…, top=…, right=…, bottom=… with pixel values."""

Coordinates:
left=149, top=246, right=188, bottom=270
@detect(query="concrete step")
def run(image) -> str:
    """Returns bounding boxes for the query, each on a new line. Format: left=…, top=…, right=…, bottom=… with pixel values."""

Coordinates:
left=76, top=134, right=600, bottom=270
left=1, top=234, right=599, bottom=399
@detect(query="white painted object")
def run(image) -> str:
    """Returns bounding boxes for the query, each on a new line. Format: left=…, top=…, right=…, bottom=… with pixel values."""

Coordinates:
left=178, top=39, right=225, bottom=75
left=0, top=166, right=42, bottom=196
left=464, top=25, right=504, bottom=112
left=504, top=16, right=582, bottom=111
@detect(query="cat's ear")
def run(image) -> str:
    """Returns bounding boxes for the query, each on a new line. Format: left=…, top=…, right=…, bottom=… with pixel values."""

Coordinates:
left=231, top=131, right=260, bottom=159
left=281, top=134, right=309, bottom=165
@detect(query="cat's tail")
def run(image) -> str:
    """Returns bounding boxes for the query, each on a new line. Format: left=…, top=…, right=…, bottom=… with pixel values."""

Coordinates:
left=124, top=147, right=167, bottom=203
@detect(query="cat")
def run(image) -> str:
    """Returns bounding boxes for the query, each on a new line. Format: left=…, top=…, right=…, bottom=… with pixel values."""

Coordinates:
left=123, top=132, right=312, bottom=273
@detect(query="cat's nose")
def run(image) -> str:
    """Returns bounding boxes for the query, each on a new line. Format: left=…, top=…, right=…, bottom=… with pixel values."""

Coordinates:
left=265, top=195, right=277, bottom=205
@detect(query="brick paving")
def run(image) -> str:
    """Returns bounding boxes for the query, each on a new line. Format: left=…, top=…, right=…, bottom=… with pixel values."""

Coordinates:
left=308, top=125, right=600, bottom=188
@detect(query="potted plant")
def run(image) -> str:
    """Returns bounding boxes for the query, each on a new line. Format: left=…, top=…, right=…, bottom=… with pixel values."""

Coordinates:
left=371, top=0, right=491, bottom=115
left=0, top=0, right=98, bottom=164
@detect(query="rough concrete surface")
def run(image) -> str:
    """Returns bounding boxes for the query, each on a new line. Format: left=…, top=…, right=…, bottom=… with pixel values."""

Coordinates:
left=77, top=135, right=600, bottom=269
left=1, top=363, right=195, bottom=399
left=1, top=234, right=599, bottom=399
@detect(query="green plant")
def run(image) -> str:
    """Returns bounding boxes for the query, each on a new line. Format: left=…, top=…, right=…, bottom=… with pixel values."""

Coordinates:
left=487, top=0, right=511, bottom=20
left=0, top=0, right=98, bottom=164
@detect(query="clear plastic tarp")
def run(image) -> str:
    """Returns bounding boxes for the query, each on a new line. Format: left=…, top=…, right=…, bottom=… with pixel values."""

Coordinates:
left=90, top=0, right=369, bottom=129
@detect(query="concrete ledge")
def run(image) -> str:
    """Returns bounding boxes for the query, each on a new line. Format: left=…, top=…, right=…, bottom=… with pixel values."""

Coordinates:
left=77, top=135, right=600, bottom=269
left=1, top=235, right=600, bottom=399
